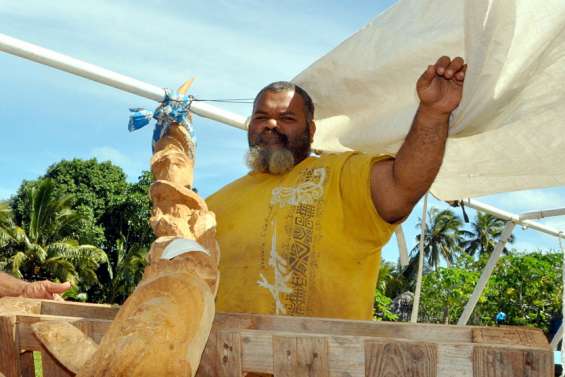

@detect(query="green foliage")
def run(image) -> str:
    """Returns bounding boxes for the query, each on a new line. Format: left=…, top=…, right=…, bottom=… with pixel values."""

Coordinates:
left=419, top=262, right=480, bottom=324
left=374, top=289, right=398, bottom=321
left=1, top=180, right=109, bottom=297
left=463, top=213, right=514, bottom=258
left=8, top=159, right=153, bottom=303
left=476, top=252, right=562, bottom=332
left=416, top=251, right=562, bottom=332
left=405, top=208, right=471, bottom=280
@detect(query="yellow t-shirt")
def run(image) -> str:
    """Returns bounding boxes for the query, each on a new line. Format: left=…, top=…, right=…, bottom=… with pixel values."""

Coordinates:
left=206, top=152, right=395, bottom=320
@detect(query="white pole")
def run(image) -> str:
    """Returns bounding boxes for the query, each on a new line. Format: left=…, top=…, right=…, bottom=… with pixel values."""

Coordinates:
left=457, top=221, right=516, bottom=325
left=551, top=324, right=563, bottom=350
left=518, top=208, right=565, bottom=221
left=462, top=198, right=563, bottom=238
left=0, top=33, right=248, bottom=130
left=411, top=194, right=428, bottom=323
left=395, top=225, right=409, bottom=267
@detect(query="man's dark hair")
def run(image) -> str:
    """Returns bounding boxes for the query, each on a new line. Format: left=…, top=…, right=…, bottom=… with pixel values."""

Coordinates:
left=254, top=81, right=315, bottom=123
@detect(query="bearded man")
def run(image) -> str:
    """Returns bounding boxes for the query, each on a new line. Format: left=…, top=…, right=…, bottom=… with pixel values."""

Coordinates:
left=207, top=56, right=466, bottom=320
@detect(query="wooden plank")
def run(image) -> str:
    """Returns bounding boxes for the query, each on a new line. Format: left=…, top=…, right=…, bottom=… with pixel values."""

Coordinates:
left=473, top=346, right=553, bottom=377
left=0, top=297, right=42, bottom=315
left=215, top=312, right=473, bottom=344
left=437, top=344, right=473, bottom=377
left=217, top=331, right=242, bottom=377
left=238, top=329, right=553, bottom=377
left=40, top=301, right=118, bottom=320
left=273, top=336, right=297, bottom=377
left=0, top=316, right=20, bottom=377
left=365, top=340, right=438, bottom=377
left=296, top=336, right=329, bottom=377
left=241, top=330, right=274, bottom=373
left=472, top=327, right=550, bottom=349
left=19, top=351, right=36, bottom=377
left=196, top=327, right=219, bottom=377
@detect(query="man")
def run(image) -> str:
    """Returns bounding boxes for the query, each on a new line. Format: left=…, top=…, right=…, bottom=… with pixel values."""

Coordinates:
left=0, top=271, right=70, bottom=299
left=207, top=56, right=466, bottom=320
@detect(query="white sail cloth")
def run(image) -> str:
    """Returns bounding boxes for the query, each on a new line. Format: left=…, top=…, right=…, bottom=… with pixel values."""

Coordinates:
left=293, top=0, right=565, bottom=200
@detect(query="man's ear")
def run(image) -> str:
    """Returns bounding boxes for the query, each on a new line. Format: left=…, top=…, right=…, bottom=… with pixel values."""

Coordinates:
left=308, top=121, right=316, bottom=143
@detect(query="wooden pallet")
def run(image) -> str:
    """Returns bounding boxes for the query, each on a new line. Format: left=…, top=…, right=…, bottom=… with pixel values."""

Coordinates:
left=0, top=297, right=554, bottom=376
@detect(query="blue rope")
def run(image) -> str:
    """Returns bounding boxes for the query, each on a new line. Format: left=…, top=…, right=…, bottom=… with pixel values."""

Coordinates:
left=128, top=89, right=195, bottom=151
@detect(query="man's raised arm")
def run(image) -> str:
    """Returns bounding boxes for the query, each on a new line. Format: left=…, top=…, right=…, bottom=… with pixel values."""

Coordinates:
left=371, top=56, right=467, bottom=223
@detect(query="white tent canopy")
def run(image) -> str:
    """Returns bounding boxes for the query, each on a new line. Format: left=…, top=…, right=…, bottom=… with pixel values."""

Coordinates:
left=293, top=0, right=565, bottom=200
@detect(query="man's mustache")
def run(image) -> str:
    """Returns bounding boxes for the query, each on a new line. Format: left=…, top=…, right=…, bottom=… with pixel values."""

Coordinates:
left=255, top=129, right=289, bottom=146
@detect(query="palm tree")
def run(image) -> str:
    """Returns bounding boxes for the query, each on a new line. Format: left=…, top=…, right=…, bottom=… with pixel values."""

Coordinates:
left=463, top=212, right=514, bottom=258
left=406, top=207, right=469, bottom=275
left=0, top=179, right=110, bottom=295
left=106, top=237, right=148, bottom=304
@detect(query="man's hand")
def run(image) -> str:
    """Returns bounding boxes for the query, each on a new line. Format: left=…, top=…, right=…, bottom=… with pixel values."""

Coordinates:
left=371, top=56, right=467, bottom=224
left=21, top=280, right=71, bottom=300
left=416, top=56, right=466, bottom=116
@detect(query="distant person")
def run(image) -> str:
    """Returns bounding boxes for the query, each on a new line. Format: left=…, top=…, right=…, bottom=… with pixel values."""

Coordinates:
left=0, top=271, right=70, bottom=299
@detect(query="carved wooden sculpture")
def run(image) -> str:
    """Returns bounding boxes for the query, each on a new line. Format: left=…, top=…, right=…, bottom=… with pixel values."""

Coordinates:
left=31, top=82, right=220, bottom=376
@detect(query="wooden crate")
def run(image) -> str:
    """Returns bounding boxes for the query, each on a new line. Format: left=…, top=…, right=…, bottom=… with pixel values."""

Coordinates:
left=0, top=297, right=553, bottom=377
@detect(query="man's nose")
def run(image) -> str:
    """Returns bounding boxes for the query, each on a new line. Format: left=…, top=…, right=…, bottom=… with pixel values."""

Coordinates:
left=265, top=118, right=277, bottom=129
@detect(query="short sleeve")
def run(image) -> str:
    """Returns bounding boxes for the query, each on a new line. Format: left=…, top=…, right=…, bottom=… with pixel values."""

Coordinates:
left=339, top=152, right=396, bottom=247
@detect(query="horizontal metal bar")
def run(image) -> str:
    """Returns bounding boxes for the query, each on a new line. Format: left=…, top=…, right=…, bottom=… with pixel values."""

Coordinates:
left=519, top=208, right=565, bottom=221
left=0, top=33, right=248, bottom=130
left=462, top=198, right=564, bottom=238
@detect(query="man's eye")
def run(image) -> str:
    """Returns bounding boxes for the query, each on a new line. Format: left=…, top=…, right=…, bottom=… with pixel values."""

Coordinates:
left=281, top=117, right=296, bottom=122
left=254, top=115, right=267, bottom=120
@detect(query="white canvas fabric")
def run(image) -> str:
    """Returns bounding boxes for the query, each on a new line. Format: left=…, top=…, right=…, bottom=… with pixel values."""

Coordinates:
left=293, top=0, right=565, bottom=200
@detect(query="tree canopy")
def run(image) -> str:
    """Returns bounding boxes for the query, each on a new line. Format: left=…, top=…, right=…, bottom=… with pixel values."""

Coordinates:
left=6, top=159, right=152, bottom=303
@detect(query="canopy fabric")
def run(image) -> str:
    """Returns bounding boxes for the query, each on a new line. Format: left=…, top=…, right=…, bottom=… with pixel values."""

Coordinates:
left=293, top=0, right=565, bottom=200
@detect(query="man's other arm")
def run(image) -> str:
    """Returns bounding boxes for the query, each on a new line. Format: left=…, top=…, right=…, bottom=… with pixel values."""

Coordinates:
left=371, top=56, right=467, bottom=223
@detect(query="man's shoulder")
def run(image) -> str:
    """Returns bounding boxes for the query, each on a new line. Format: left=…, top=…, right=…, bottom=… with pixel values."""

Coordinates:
left=206, top=174, right=252, bottom=203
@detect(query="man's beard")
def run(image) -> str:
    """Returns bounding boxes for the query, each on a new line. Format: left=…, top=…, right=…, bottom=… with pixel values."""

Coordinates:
left=247, top=129, right=310, bottom=175
left=246, top=146, right=295, bottom=175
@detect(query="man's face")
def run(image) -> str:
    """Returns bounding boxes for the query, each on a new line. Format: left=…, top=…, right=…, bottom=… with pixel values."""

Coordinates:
left=248, top=89, right=314, bottom=166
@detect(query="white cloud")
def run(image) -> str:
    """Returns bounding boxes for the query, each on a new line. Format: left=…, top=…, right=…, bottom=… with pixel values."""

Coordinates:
left=90, top=146, right=147, bottom=182
left=91, top=146, right=130, bottom=166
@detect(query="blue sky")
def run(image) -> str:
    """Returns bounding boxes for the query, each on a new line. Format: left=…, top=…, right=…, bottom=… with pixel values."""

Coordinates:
left=1, top=0, right=564, bottom=262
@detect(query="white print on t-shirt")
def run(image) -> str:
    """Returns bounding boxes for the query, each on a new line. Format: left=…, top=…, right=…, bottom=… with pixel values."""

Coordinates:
left=258, top=167, right=327, bottom=314
left=256, top=222, right=293, bottom=314
left=270, top=168, right=326, bottom=207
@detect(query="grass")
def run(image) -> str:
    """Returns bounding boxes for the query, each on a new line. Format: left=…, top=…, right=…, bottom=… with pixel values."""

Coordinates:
left=33, top=351, right=43, bottom=377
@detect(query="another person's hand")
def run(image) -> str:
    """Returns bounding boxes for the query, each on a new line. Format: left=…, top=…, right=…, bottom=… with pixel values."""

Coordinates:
left=416, top=56, right=466, bottom=116
left=21, top=280, right=71, bottom=300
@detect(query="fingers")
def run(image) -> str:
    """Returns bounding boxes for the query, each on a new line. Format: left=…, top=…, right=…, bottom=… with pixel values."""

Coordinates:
left=434, top=56, right=466, bottom=80
left=45, top=281, right=71, bottom=294
left=456, top=64, right=467, bottom=81
left=435, top=56, right=451, bottom=75
left=53, top=294, right=65, bottom=302
left=417, top=65, right=436, bottom=91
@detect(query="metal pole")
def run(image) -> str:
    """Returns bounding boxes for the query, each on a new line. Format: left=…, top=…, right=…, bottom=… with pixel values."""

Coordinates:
left=457, top=221, right=516, bottom=325
left=518, top=208, right=565, bottom=221
left=462, top=198, right=564, bottom=238
left=0, top=33, right=248, bottom=130
left=395, top=225, right=409, bottom=267
left=411, top=194, right=428, bottom=323
left=551, top=323, right=563, bottom=350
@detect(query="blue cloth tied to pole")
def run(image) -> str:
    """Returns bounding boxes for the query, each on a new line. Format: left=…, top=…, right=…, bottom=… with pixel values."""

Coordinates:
left=128, top=89, right=195, bottom=151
